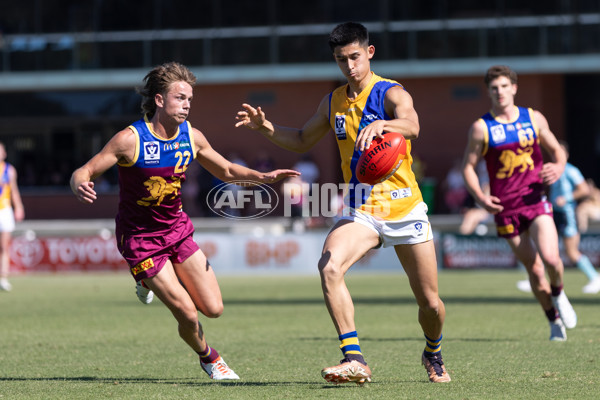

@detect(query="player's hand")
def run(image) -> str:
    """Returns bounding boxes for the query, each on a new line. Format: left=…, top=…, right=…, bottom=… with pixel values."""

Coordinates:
left=540, top=162, right=562, bottom=186
left=555, top=196, right=567, bottom=208
left=356, top=121, right=386, bottom=151
left=480, top=195, right=503, bottom=214
left=74, top=181, right=97, bottom=204
left=261, top=169, right=301, bottom=184
left=13, top=207, right=24, bottom=222
left=235, top=103, right=266, bottom=130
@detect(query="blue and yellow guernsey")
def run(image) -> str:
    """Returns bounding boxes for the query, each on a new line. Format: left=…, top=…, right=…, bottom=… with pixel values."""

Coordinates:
left=116, top=115, right=196, bottom=234
left=0, top=162, right=12, bottom=210
left=329, top=73, right=422, bottom=220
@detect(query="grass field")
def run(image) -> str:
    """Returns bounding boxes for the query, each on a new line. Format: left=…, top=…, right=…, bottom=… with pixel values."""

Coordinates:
left=0, top=269, right=598, bottom=399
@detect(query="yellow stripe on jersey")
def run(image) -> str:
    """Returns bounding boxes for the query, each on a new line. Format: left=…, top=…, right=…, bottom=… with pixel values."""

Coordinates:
left=480, top=117, right=490, bottom=157
left=186, top=121, right=197, bottom=160
left=118, top=126, right=141, bottom=167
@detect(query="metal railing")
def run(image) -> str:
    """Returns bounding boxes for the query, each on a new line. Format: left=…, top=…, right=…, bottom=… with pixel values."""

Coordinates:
left=1, top=13, right=599, bottom=90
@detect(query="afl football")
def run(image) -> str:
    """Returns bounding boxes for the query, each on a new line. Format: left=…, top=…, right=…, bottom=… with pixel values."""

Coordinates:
left=355, top=132, right=407, bottom=185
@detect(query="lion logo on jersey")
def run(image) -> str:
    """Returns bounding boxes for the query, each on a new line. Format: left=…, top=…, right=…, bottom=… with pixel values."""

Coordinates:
left=137, top=176, right=182, bottom=206
left=496, top=148, right=534, bottom=179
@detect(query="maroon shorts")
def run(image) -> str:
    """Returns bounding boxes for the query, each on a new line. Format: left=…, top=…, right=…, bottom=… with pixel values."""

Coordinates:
left=116, top=218, right=200, bottom=282
left=494, top=199, right=553, bottom=238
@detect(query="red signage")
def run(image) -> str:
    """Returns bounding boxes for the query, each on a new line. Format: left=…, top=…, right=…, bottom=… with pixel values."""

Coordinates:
left=10, top=235, right=128, bottom=273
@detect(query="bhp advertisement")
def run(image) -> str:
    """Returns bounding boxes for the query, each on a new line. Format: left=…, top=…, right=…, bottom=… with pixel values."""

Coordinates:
left=10, top=230, right=600, bottom=274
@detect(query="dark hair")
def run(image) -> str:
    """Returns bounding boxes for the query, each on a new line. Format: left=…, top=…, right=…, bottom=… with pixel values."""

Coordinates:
left=484, top=65, right=518, bottom=87
left=137, top=62, right=197, bottom=116
left=328, top=22, right=369, bottom=51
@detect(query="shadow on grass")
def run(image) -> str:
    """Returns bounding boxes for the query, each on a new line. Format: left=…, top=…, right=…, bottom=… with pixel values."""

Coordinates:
left=224, top=295, right=599, bottom=306
left=297, top=336, right=517, bottom=343
left=0, top=376, right=348, bottom=387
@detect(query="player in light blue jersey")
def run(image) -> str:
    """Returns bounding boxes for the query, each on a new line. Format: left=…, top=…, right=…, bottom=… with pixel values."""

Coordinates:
left=518, top=141, right=600, bottom=294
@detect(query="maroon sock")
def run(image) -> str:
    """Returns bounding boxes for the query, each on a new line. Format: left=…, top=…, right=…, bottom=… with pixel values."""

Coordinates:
left=198, top=346, right=220, bottom=364
left=545, top=307, right=559, bottom=322
left=550, top=284, right=563, bottom=297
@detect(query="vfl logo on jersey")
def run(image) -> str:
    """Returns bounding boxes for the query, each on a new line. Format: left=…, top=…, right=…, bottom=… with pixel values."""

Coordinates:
left=496, top=148, right=534, bottom=179
left=335, top=115, right=347, bottom=140
left=490, top=125, right=506, bottom=143
left=144, top=141, right=160, bottom=164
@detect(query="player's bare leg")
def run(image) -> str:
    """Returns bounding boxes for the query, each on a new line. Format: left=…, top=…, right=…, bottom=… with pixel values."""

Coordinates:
left=144, top=261, right=211, bottom=352
left=174, top=249, right=224, bottom=318
left=395, top=240, right=444, bottom=341
left=396, top=240, right=450, bottom=382
left=144, top=256, right=239, bottom=380
left=508, top=236, right=553, bottom=309
left=529, top=216, right=577, bottom=328
left=319, top=220, right=379, bottom=385
left=507, top=226, right=575, bottom=339
left=0, top=231, right=12, bottom=291
left=319, top=220, right=380, bottom=335
left=175, top=250, right=239, bottom=379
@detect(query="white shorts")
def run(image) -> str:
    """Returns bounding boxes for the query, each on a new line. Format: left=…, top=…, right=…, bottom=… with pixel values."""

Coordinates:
left=342, top=202, right=433, bottom=248
left=0, top=207, right=15, bottom=233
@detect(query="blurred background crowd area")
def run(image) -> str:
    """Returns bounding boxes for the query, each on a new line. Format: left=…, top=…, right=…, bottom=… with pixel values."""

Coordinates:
left=0, top=0, right=599, bottom=218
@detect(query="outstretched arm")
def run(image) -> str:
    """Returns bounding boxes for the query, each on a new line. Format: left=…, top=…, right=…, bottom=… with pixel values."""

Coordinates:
left=193, top=128, right=300, bottom=184
left=235, top=95, right=331, bottom=153
left=71, top=128, right=135, bottom=204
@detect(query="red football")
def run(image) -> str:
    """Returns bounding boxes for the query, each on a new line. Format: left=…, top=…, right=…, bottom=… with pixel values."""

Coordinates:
left=355, top=132, right=407, bottom=185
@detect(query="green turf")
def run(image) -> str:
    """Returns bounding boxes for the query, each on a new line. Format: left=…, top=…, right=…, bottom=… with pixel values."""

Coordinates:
left=0, top=270, right=598, bottom=399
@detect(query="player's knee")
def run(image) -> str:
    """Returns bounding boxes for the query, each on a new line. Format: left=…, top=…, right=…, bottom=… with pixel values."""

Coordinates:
left=541, top=254, right=562, bottom=270
left=419, top=296, right=442, bottom=315
left=318, top=253, right=343, bottom=281
left=202, top=300, right=224, bottom=318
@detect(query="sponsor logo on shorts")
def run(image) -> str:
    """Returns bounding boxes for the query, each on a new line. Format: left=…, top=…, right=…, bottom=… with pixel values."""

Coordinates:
left=497, top=224, right=515, bottom=235
left=131, top=258, right=155, bottom=276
